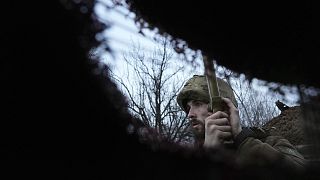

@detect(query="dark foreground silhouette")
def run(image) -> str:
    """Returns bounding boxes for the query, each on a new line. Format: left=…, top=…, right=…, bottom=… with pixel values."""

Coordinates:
left=2, top=1, right=319, bottom=179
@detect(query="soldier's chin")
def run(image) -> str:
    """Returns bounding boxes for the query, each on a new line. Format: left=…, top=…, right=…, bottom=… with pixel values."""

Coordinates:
left=192, top=127, right=205, bottom=141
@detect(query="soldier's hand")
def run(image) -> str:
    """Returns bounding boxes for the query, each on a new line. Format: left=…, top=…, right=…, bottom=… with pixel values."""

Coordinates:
left=203, top=111, right=233, bottom=149
left=222, top=97, right=242, bottom=138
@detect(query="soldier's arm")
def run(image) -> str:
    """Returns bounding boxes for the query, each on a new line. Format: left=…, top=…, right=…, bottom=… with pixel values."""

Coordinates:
left=235, top=135, right=306, bottom=173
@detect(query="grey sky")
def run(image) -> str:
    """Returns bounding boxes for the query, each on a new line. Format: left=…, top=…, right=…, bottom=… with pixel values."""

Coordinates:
left=94, top=0, right=300, bottom=107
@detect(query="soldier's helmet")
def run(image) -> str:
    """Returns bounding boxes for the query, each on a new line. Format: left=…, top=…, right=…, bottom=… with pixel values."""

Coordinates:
left=177, top=75, right=238, bottom=113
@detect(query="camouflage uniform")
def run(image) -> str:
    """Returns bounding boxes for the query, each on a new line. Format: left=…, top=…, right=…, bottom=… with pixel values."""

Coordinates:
left=177, top=75, right=306, bottom=172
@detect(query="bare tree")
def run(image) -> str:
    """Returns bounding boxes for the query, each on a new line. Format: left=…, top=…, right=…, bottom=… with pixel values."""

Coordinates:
left=111, top=38, right=193, bottom=144
left=217, top=66, right=280, bottom=127
left=111, top=38, right=282, bottom=145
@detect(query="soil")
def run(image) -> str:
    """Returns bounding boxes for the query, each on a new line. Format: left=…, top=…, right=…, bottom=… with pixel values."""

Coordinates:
left=263, top=106, right=307, bottom=146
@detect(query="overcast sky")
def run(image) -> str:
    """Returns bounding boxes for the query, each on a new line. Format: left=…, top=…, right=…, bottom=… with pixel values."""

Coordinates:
left=94, top=0, right=300, bottom=106
left=94, top=0, right=202, bottom=74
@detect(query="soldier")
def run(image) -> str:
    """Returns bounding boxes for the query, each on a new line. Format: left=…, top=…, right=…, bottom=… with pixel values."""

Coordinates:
left=177, top=75, right=306, bottom=172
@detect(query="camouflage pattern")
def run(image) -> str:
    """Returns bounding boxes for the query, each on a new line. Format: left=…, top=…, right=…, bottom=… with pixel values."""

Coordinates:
left=177, top=75, right=238, bottom=112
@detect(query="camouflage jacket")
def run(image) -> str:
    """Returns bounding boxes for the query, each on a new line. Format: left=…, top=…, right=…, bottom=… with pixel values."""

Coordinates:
left=236, top=131, right=306, bottom=173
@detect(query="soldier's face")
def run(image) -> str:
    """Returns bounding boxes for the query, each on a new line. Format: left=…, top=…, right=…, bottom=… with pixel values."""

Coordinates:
left=186, top=100, right=212, bottom=140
